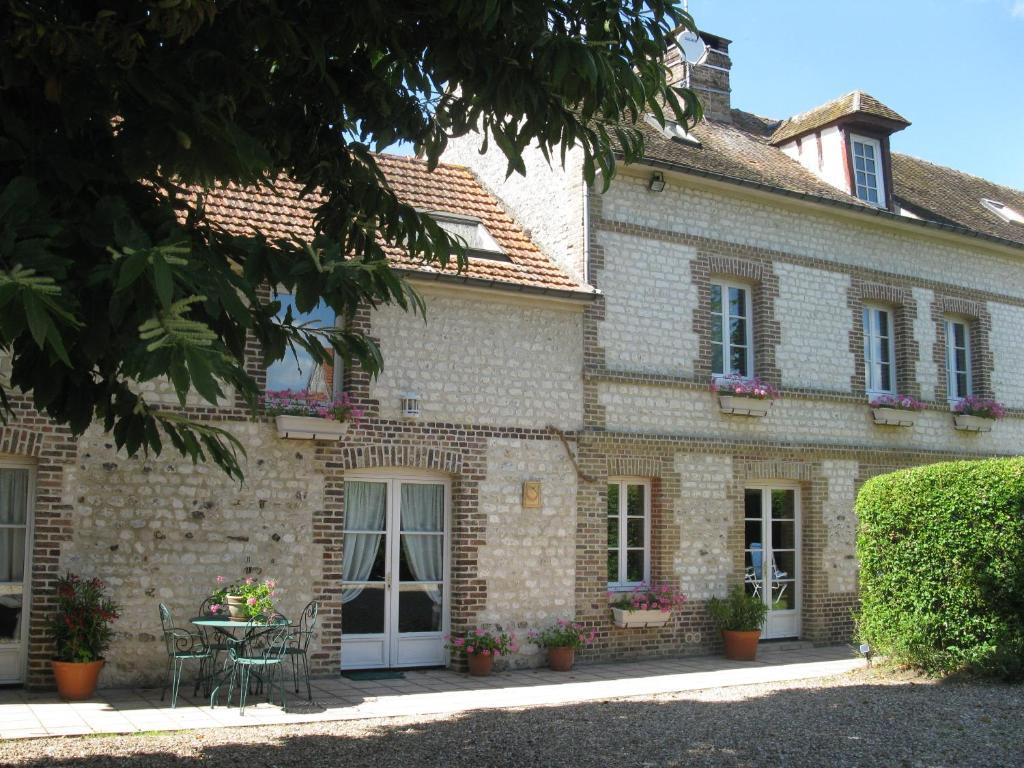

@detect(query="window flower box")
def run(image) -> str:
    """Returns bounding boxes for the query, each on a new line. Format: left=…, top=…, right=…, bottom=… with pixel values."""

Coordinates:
left=611, top=607, right=672, bottom=629
left=275, top=415, right=350, bottom=441
left=711, top=376, right=778, bottom=418
left=953, top=414, right=994, bottom=433
left=869, top=394, right=923, bottom=428
left=952, top=397, right=1005, bottom=433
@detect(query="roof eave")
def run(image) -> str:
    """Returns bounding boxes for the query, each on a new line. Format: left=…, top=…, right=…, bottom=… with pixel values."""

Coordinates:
left=398, top=269, right=598, bottom=304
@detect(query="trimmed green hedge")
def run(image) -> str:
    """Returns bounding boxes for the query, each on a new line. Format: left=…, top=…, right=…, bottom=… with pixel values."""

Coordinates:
left=856, top=457, right=1024, bottom=679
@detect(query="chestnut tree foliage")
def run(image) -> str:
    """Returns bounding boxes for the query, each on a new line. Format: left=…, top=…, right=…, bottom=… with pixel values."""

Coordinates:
left=0, top=1, right=700, bottom=480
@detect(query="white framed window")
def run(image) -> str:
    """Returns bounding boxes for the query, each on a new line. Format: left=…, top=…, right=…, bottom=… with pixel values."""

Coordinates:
left=607, top=478, right=651, bottom=589
left=863, top=305, right=896, bottom=395
left=945, top=317, right=972, bottom=401
left=266, top=294, right=340, bottom=395
left=851, top=135, right=885, bottom=207
left=710, top=280, right=753, bottom=378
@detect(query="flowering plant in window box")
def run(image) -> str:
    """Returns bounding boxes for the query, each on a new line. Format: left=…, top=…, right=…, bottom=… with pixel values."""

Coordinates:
left=208, top=575, right=280, bottom=622
left=712, top=375, right=778, bottom=417
left=608, top=581, right=686, bottom=629
left=869, top=394, right=924, bottom=427
left=529, top=619, right=597, bottom=671
left=952, top=396, right=1006, bottom=432
left=264, top=389, right=364, bottom=440
left=445, top=626, right=518, bottom=676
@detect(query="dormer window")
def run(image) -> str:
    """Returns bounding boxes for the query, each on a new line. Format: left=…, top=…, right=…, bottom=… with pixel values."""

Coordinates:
left=980, top=198, right=1024, bottom=225
left=431, top=212, right=509, bottom=261
left=851, top=135, right=885, bottom=207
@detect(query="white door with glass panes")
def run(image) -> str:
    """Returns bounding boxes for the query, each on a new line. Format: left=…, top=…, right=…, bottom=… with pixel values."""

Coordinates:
left=340, top=473, right=449, bottom=669
left=607, top=479, right=650, bottom=588
left=0, top=463, right=33, bottom=683
left=744, top=487, right=800, bottom=639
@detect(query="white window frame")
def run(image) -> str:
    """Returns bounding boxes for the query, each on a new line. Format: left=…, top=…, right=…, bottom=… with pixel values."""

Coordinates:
left=980, top=198, right=1024, bottom=225
left=944, top=316, right=972, bottom=402
left=710, top=279, right=754, bottom=380
left=863, top=304, right=896, bottom=396
left=851, top=134, right=885, bottom=208
left=607, top=478, right=651, bottom=590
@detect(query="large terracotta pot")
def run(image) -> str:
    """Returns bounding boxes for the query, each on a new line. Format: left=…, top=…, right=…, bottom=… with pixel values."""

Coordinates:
left=467, top=652, right=494, bottom=677
left=721, top=629, right=761, bottom=661
left=226, top=595, right=248, bottom=622
left=51, top=659, right=105, bottom=701
left=547, top=646, right=575, bottom=672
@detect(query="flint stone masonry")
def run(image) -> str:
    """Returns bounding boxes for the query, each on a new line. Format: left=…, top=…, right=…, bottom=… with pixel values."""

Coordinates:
left=369, top=291, right=583, bottom=430
left=820, top=461, right=860, bottom=594
left=601, top=174, right=1024, bottom=300
left=476, top=439, right=576, bottom=630
left=673, top=453, right=733, bottom=601
left=595, top=231, right=700, bottom=376
left=988, top=301, right=1024, bottom=409
left=774, top=263, right=854, bottom=391
left=60, top=422, right=325, bottom=687
left=912, top=288, right=939, bottom=399
left=597, top=384, right=1024, bottom=453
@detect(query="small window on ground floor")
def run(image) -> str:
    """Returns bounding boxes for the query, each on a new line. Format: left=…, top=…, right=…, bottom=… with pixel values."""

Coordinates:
left=607, top=478, right=651, bottom=589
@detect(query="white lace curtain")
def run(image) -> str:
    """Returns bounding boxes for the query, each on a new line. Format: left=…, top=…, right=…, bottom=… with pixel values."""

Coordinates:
left=340, top=481, right=386, bottom=604
left=0, top=469, right=29, bottom=582
left=400, top=484, right=444, bottom=605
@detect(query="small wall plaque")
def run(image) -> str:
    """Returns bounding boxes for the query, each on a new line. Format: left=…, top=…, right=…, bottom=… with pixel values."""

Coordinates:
left=522, top=481, right=542, bottom=509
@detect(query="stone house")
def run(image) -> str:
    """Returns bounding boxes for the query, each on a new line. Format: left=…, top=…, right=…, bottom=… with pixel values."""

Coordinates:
left=1, top=156, right=596, bottom=688
left=443, top=32, right=1024, bottom=659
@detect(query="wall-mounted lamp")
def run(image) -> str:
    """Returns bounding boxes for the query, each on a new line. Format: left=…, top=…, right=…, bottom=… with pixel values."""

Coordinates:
left=648, top=171, right=666, bottom=193
left=400, top=392, right=421, bottom=418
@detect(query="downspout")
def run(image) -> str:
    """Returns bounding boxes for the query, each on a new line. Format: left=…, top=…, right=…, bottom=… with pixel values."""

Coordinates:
left=582, top=179, right=590, bottom=286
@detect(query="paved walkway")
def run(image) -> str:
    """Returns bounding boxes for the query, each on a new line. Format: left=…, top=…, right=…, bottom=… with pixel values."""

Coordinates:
left=0, top=645, right=862, bottom=740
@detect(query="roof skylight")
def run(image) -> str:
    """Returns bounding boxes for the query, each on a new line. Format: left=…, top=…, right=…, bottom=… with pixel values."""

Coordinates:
left=431, top=213, right=510, bottom=261
left=645, top=114, right=701, bottom=147
left=980, top=198, right=1024, bottom=225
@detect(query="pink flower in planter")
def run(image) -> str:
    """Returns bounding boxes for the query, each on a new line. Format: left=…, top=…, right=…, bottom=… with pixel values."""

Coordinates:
left=245, top=577, right=253, bottom=585
left=209, top=603, right=221, bottom=614
left=216, top=576, right=225, bottom=584
left=453, top=637, right=465, bottom=647
left=480, top=649, right=491, bottom=656
left=266, top=579, right=277, bottom=590
left=474, top=627, right=485, bottom=636
left=246, top=596, right=257, bottom=606
left=466, top=646, right=475, bottom=654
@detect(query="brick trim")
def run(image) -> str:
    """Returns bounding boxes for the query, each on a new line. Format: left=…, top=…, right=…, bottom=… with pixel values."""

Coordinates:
left=931, top=296, right=994, bottom=401
left=847, top=279, right=919, bottom=397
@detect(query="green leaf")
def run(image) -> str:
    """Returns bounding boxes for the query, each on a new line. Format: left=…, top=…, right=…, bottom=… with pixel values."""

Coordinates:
left=22, top=291, right=51, bottom=349
left=151, top=254, right=174, bottom=307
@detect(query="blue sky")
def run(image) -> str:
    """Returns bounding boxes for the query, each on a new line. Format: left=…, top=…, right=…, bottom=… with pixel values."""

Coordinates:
left=690, top=0, right=1024, bottom=189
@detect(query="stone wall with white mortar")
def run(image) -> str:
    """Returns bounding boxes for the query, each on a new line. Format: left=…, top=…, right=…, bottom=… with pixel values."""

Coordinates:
left=475, top=438, right=576, bottom=633
left=774, top=263, right=854, bottom=391
left=912, top=288, right=939, bottom=398
left=672, top=453, right=734, bottom=601
left=369, top=290, right=583, bottom=430
left=596, top=231, right=700, bottom=376
left=988, top=301, right=1024, bottom=409
left=442, top=138, right=586, bottom=283
left=820, top=461, right=860, bottom=594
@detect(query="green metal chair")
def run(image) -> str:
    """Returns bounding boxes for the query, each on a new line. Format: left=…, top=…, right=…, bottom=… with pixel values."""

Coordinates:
left=158, top=603, right=210, bottom=708
left=285, top=600, right=319, bottom=700
left=225, top=616, right=293, bottom=715
left=196, top=596, right=234, bottom=690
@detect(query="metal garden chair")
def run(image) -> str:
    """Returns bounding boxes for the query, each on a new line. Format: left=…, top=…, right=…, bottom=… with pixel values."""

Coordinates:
left=196, top=596, right=235, bottom=685
left=158, top=603, right=211, bottom=708
left=225, top=616, right=293, bottom=715
left=284, top=600, right=319, bottom=700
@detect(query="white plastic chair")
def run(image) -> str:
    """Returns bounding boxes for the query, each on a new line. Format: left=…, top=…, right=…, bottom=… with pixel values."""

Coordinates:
left=745, top=543, right=787, bottom=604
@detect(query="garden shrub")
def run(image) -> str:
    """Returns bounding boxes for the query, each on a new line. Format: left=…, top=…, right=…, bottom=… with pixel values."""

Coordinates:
left=856, top=457, right=1024, bottom=680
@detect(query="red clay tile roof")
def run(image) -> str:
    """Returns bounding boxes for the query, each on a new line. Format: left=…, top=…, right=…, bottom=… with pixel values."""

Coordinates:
left=769, top=91, right=910, bottom=145
left=192, top=154, right=593, bottom=297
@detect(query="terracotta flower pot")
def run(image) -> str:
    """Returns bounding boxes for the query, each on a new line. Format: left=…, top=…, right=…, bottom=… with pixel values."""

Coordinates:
left=51, top=659, right=105, bottom=701
left=547, top=646, right=575, bottom=671
left=467, top=652, right=494, bottom=677
left=721, top=629, right=761, bottom=661
left=226, top=595, right=248, bottom=622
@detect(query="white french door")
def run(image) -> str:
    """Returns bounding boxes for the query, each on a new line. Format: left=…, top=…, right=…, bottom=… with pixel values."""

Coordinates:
left=340, top=472, right=449, bottom=669
left=0, top=462, right=34, bottom=683
left=743, top=486, right=801, bottom=639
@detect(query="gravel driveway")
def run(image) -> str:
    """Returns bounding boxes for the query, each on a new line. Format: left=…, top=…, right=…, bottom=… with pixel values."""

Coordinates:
left=2, top=668, right=1021, bottom=768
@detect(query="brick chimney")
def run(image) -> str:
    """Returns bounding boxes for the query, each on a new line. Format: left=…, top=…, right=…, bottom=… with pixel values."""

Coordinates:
left=665, top=32, right=732, bottom=123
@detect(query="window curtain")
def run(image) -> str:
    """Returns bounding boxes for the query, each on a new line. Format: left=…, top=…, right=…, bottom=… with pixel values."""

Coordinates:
left=0, top=469, right=29, bottom=582
left=400, top=484, right=444, bottom=605
left=340, top=482, right=386, bottom=604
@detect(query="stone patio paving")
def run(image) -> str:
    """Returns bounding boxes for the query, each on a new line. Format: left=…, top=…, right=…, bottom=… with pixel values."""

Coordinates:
left=0, top=644, right=862, bottom=740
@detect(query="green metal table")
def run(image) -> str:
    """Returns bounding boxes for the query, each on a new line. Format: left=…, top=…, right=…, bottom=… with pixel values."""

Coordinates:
left=190, top=616, right=292, bottom=707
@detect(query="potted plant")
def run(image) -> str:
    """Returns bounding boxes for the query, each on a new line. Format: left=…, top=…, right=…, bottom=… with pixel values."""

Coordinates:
left=530, top=619, right=596, bottom=671
left=712, top=375, right=778, bottom=417
left=707, top=586, right=768, bottom=661
left=49, top=573, right=120, bottom=700
left=952, top=396, right=1006, bottom=432
left=209, top=576, right=279, bottom=621
left=869, top=393, right=924, bottom=427
left=264, top=389, right=364, bottom=440
left=445, top=626, right=518, bottom=676
left=609, top=581, right=686, bottom=628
